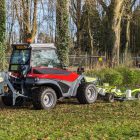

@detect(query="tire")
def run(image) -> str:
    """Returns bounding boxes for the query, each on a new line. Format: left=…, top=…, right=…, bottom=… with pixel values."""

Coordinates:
left=1, top=96, right=13, bottom=106
left=77, top=83, right=97, bottom=104
left=32, top=87, right=57, bottom=110
left=135, top=93, right=140, bottom=100
left=2, top=95, right=24, bottom=106
left=105, top=93, right=114, bottom=103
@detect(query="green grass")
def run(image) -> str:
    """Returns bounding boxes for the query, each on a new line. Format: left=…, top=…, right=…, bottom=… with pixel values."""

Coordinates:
left=0, top=100, right=140, bottom=140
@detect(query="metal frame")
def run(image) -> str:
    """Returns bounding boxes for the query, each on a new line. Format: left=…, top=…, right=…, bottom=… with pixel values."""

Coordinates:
left=0, top=72, right=27, bottom=105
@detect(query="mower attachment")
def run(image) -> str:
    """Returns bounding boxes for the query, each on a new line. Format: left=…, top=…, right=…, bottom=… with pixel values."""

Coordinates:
left=97, top=83, right=140, bottom=102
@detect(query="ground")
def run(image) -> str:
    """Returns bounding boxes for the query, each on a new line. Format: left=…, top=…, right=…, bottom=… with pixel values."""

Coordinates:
left=0, top=100, right=140, bottom=140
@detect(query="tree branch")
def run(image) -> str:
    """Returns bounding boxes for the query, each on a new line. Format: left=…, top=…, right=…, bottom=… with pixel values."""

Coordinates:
left=97, top=0, right=108, bottom=12
left=131, top=0, right=137, bottom=9
left=31, top=0, right=38, bottom=41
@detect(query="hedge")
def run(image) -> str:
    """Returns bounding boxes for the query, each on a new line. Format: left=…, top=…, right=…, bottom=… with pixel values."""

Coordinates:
left=85, top=67, right=140, bottom=87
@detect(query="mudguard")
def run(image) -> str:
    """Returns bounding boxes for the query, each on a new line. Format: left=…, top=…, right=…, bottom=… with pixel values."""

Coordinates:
left=25, top=75, right=85, bottom=97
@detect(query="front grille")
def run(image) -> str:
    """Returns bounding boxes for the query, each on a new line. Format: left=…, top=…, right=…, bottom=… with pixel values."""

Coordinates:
left=26, top=78, right=35, bottom=83
left=10, top=76, right=21, bottom=84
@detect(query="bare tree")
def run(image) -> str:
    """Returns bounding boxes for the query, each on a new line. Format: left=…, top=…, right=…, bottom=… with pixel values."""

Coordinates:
left=14, top=0, right=38, bottom=43
left=70, top=0, right=82, bottom=53
left=124, top=0, right=137, bottom=62
left=97, top=0, right=137, bottom=66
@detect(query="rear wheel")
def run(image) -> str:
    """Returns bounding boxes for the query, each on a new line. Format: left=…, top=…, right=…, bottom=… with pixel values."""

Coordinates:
left=32, top=87, right=57, bottom=110
left=77, top=83, right=97, bottom=104
left=105, top=93, right=114, bottom=103
left=135, top=93, right=140, bottom=100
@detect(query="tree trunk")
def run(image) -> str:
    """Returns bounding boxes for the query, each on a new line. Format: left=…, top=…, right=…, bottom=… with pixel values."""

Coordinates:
left=0, top=0, right=6, bottom=70
left=15, top=0, right=38, bottom=43
left=31, top=0, right=37, bottom=42
left=124, top=18, right=130, bottom=62
left=87, top=16, right=94, bottom=56
left=56, top=0, right=70, bottom=66
left=97, top=0, right=125, bottom=66
left=76, top=0, right=82, bottom=54
left=112, top=0, right=125, bottom=66
left=0, top=0, right=6, bottom=43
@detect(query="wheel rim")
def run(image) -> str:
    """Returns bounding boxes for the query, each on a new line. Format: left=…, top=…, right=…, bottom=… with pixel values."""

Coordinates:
left=138, top=94, right=140, bottom=100
left=87, top=87, right=96, bottom=101
left=43, top=92, right=54, bottom=108
left=109, top=94, right=114, bottom=102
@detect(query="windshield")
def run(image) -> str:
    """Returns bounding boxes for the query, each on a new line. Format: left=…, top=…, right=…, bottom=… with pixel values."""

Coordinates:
left=31, top=49, right=61, bottom=68
left=11, top=49, right=30, bottom=65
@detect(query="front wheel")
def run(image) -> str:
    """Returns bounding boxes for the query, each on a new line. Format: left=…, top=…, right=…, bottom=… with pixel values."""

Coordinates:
left=77, top=83, right=97, bottom=104
left=105, top=93, right=115, bottom=103
left=32, top=87, right=57, bottom=110
left=1, top=95, right=24, bottom=106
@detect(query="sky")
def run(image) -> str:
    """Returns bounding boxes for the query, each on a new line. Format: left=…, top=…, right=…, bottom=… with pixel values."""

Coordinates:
left=5, top=0, right=140, bottom=43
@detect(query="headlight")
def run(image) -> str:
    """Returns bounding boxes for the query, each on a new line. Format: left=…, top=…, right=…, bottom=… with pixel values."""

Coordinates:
left=34, top=77, right=40, bottom=82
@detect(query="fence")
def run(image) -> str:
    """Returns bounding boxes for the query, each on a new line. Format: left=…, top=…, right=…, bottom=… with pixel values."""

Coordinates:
left=132, top=57, right=140, bottom=68
left=69, top=55, right=106, bottom=69
left=5, top=56, right=140, bottom=71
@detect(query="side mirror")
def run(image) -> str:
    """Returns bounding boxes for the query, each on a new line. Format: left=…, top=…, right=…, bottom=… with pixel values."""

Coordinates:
left=77, top=67, right=85, bottom=75
left=62, top=64, right=68, bottom=70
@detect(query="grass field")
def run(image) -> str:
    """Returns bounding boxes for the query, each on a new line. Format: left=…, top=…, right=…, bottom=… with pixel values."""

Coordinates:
left=0, top=99, right=140, bottom=140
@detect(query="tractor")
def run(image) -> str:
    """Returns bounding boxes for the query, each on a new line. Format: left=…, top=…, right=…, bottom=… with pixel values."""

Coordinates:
left=0, top=43, right=98, bottom=110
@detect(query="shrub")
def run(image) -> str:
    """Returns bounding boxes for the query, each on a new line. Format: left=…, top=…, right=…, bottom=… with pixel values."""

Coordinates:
left=85, top=67, right=140, bottom=87
left=101, top=69, right=123, bottom=86
left=85, top=68, right=123, bottom=86
left=116, top=67, right=139, bottom=86
left=131, top=69, right=140, bottom=86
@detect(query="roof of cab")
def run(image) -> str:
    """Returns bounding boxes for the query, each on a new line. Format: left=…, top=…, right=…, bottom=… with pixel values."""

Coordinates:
left=30, top=43, right=56, bottom=49
left=12, top=43, right=56, bottom=49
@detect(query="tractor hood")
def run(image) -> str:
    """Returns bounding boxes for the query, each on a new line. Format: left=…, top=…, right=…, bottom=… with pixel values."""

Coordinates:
left=27, top=67, right=79, bottom=82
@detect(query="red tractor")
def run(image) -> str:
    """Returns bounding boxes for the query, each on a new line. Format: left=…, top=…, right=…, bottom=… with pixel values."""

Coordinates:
left=1, top=43, right=97, bottom=110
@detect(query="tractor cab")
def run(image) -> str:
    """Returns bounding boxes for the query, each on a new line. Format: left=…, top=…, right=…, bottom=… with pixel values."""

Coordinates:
left=9, top=43, right=62, bottom=76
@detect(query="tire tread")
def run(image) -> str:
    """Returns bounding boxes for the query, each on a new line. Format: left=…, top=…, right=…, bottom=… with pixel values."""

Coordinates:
left=77, top=83, right=97, bottom=104
left=32, top=87, right=57, bottom=110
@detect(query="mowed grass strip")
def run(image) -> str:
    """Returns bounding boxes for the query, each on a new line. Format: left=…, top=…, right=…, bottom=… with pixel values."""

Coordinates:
left=0, top=100, right=139, bottom=140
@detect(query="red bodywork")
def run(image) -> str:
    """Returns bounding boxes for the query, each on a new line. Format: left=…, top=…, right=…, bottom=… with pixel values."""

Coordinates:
left=27, top=67, right=79, bottom=82
left=10, top=67, right=79, bottom=82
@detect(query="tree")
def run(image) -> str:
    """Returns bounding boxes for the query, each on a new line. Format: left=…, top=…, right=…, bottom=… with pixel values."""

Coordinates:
left=70, top=0, right=82, bottom=53
left=80, top=0, right=103, bottom=55
left=0, top=0, right=6, bottom=70
left=14, top=0, right=38, bottom=43
left=1, top=0, right=140, bottom=68
left=123, top=0, right=137, bottom=62
left=0, top=0, right=6, bottom=43
left=56, top=0, right=70, bottom=66
left=97, top=0, right=126, bottom=66
left=97, top=0, right=137, bottom=66
left=130, top=6, right=140, bottom=56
